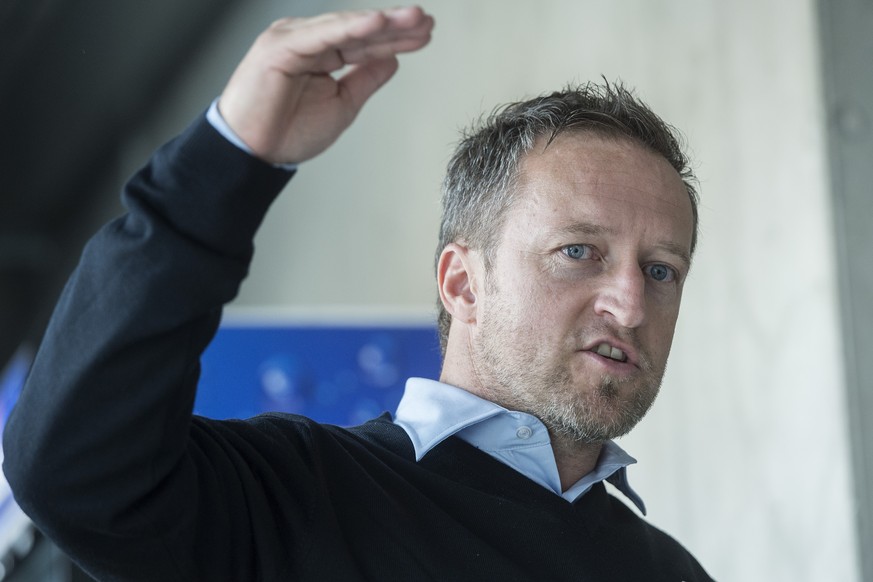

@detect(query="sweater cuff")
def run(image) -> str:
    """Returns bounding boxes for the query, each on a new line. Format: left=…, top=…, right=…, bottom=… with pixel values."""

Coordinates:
left=206, top=98, right=298, bottom=172
left=128, top=113, right=296, bottom=261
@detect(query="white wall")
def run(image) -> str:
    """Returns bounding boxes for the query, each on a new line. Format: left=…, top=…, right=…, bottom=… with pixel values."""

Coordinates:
left=127, top=1, right=860, bottom=579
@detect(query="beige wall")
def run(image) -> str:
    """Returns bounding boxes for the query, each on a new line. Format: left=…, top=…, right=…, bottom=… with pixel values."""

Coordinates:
left=128, top=1, right=860, bottom=579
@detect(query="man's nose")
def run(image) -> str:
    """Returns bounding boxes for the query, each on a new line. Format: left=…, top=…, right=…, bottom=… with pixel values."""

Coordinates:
left=592, top=264, right=646, bottom=328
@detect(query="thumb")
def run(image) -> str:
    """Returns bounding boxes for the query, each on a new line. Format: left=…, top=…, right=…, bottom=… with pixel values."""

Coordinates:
left=338, top=56, right=400, bottom=114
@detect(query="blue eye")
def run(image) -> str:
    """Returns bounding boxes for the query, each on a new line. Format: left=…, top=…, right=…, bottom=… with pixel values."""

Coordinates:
left=563, top=244, right=594, bottom=260
left=646, top=264, right=675, bottom=282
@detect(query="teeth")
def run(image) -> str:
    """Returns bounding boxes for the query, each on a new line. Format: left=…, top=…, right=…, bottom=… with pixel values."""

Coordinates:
left=595, top=343, right=626, bottom=362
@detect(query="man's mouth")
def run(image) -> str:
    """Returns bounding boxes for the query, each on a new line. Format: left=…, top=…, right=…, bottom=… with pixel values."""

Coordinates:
left=593, top=342, right=628, bottom=363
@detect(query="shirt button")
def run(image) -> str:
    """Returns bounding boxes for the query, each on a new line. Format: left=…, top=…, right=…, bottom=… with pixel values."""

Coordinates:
left=516, top=426, right=533, bottom=440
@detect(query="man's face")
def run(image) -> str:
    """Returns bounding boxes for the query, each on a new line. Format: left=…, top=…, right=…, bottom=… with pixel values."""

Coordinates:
left=470, top=133, right=694, bottom=443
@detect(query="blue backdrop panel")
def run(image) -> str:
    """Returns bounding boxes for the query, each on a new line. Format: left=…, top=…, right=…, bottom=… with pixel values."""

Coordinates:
left=0, top=348, right=36, bottom=558
left=196, top=324, right=441, bottom=426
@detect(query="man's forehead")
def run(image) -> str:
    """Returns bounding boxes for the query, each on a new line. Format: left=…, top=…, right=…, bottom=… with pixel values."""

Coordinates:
left=516, top=133, right=685, bottom=199
left=506, top=133, right=695, bottom=253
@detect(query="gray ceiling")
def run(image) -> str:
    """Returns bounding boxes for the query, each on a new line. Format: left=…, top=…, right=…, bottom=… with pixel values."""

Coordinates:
left=0, top=0, right=239, bottom=368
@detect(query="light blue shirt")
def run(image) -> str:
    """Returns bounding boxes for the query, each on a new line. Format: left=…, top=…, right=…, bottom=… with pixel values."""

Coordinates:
left=393, top=378, right=646, bottom=514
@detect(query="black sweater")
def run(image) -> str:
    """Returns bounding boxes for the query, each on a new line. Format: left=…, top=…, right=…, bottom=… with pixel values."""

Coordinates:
left=3, top=116, right=714, bottom=581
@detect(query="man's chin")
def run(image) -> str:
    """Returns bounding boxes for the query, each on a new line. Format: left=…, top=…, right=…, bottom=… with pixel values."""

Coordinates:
left=544, top=379, right=659, bottom=442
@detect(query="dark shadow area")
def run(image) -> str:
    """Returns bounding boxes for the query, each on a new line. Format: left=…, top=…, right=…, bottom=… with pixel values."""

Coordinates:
left=0, top=0, right=240, bottom=370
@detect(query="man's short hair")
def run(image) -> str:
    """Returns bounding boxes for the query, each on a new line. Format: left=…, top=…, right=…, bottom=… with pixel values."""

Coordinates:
left=435, top=81, right=699, bottom=356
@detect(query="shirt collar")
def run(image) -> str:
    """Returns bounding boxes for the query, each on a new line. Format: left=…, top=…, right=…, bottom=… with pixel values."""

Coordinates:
left=393, top=378, right=503, bottom=460
left=392, top=378, right=646, bottom=514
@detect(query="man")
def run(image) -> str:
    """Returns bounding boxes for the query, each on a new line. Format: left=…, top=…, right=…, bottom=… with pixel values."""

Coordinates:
left=4, top=6, right=712, bottom=581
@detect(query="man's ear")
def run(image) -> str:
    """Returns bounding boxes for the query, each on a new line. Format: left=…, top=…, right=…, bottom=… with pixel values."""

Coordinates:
left=437, top=243, right=480, bottom=325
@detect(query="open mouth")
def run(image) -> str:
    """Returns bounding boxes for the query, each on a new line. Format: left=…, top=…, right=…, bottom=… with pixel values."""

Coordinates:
left=592, top=342, right=628, bottom=363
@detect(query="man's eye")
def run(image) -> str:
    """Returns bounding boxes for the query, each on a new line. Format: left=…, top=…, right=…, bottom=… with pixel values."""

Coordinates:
left=563, top=244, right=594, bottom=260
left=645, top=264, right=676, bottom=282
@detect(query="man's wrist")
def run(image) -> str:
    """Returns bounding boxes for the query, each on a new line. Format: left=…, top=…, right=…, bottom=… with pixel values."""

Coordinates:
left=206, top=98, right=298, bottom=171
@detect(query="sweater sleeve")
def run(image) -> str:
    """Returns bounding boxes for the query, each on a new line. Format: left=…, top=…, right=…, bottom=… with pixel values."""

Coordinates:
left=2, top=114, right=296, bottom=580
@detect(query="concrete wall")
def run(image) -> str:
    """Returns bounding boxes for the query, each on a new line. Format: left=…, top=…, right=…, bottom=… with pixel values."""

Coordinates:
left=126, top=1, right=860, bottom=579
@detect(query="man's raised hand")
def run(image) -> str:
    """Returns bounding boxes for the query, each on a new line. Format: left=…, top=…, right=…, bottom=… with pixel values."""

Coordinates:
left=218, top=6, right=434, bottom=164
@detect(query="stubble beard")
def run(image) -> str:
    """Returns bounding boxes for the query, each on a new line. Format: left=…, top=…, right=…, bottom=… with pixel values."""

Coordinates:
left=474, top=307, right=666, bottom=445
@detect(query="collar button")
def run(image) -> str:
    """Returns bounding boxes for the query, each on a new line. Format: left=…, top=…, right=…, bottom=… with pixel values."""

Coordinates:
left=516, top=426, right=533, bottom=440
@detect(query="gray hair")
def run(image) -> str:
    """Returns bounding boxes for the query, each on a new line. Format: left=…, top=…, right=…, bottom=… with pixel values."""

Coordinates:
left=435, top=81, right=699, bottom=356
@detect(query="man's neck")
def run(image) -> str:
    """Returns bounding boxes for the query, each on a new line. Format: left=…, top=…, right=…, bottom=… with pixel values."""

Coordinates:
left=549, top=433, right=604, bottom=492
left=440, top=337, right=606, bottom=491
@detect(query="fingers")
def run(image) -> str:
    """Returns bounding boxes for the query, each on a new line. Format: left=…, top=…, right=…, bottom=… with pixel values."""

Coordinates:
left=337, top=57, right=400, bottom=113
left=265, top=7, right=434, bottom=74
left=339, top=33, right=433, bottom=65
left=216, top=7, right=432, bottom=164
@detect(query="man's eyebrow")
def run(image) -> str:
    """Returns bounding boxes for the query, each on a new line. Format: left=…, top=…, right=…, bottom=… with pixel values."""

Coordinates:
left=553, top=222, right=613, bottom=237
left=656, top=242, right=692, bottom=271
